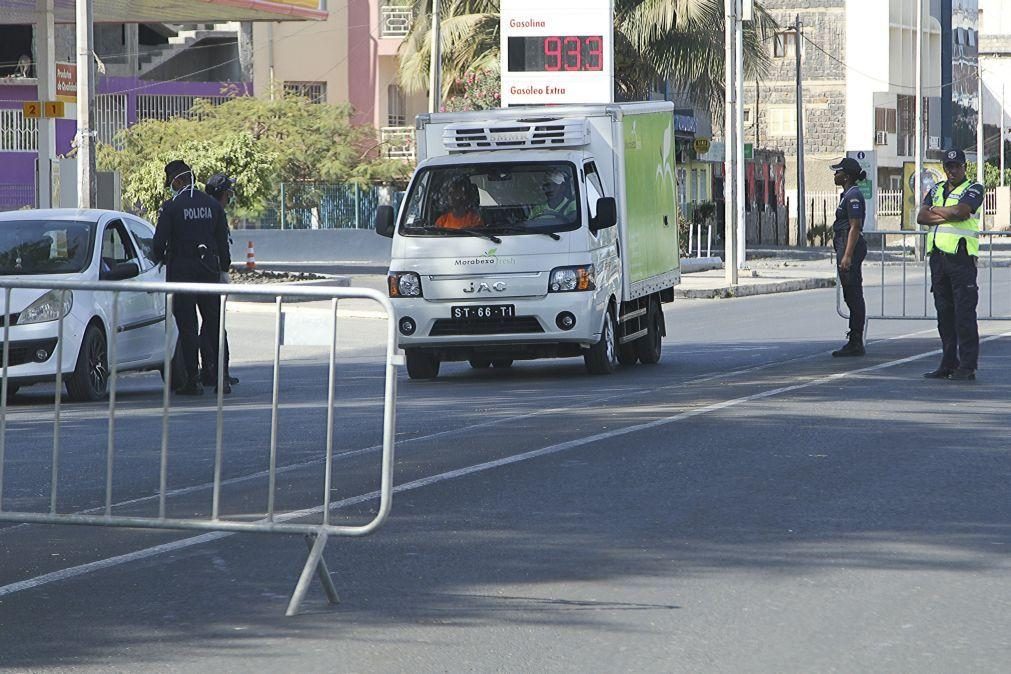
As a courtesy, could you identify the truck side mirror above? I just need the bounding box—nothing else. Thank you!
[375,205,396,238]
[591,197,617,232]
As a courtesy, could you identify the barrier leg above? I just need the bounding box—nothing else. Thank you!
[286,532,339,616]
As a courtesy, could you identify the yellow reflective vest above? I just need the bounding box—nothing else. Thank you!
[926,180,981,256]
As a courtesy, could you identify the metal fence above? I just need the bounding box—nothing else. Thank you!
[836,230,1011,329]
[0,108,37,152]
[257,182,405,230]
[0,183,35,212]
[0,278,400,616]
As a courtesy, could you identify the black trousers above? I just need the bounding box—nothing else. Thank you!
[929,244,979,371]
[835,236,867,335]
[173,293,220,381]
[200,327,230,380]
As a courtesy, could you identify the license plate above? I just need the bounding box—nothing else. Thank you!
[451,304,515,320]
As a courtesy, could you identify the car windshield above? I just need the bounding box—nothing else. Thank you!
[0,220,94,276]
[399,162,581,237]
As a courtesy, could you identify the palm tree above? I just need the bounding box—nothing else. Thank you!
[396,0,776,115]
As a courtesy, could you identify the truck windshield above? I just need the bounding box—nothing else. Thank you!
[0,220,94,276]
[399,163,580,237]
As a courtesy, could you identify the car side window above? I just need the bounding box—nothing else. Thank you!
[584,163,605,220]
[102,221,138,270]
[125,219,157,271]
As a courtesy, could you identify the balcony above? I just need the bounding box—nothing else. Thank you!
[380,2,413,39]
[381,127,415,161]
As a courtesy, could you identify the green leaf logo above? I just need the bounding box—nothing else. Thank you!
[483,248,497,257]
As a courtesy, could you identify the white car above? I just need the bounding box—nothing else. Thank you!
[0,209,182,401]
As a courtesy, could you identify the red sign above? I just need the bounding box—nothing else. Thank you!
[56,63,76,103]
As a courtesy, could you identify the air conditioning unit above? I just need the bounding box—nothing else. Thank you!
[874,130,888,146]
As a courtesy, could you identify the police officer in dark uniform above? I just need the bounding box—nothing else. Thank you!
[153,160,232,395]
[916,148,984,381]
[829,157,868,357]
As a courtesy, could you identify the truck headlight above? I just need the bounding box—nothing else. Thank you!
[388,271,423,298]
[548,265,595,293]
[18,290,74,325]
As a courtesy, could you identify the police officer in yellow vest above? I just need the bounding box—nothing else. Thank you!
[916,148,984,381]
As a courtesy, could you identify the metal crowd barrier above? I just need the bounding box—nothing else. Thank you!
[0,278,400,616]
[836,229,1011,331]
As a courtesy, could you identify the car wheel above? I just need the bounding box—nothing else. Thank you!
[66,324,109,402]
[491,359,513,368]
[635,301,663,365]
[584,308,618,375]
[469,358,492,369]
[405,349,440,380]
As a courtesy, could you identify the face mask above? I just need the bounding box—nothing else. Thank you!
[170,170,195,197]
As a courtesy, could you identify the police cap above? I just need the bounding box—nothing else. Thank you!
[205,173,236,197]
[942,148,966,165]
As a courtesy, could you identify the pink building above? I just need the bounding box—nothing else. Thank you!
[252,0,426,161]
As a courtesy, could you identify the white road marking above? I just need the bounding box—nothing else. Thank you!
[3,331,1008,599]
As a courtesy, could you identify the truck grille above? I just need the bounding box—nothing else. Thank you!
[430,317,544,336]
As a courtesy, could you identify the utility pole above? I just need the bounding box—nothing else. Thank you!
[428,0,442,113]
[76,0,96,208]
[794,15,806,246]
[914,0,923,258]
[735,0,746,267]
[724,0,738,284]
[976,9,984,191]
[994,82,1002,186]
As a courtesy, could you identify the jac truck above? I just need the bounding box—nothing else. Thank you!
[375,102,681,380]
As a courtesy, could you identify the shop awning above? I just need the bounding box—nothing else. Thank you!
[0,0,326,24]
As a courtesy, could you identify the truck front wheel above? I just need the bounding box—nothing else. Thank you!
[584,309,618,375]
[406,349,440,380]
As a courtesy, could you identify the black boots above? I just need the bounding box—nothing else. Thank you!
[832,332,865,357]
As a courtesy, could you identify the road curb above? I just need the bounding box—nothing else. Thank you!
[673,276,837,299]
[227,276,352,303]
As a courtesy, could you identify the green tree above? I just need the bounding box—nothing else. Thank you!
[98,93,411,218]
[397,0,776,114]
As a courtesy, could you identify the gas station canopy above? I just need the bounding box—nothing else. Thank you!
[0,0,326,23]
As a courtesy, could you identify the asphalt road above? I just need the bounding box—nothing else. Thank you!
[0,283,1009,672]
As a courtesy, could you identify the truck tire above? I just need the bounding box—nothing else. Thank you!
[584,309,618,375]
[406,349,440,380]
[635,301,663,365]
[491,359,513,368]
[617,342,638,366]
[66,324,110,402]
[469,358,491,369]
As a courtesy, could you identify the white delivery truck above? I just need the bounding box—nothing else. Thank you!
[375,102,681,379]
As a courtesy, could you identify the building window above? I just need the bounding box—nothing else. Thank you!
[767,107,797,137]
[874,107,897,134]
[743,106,753,125]
[773,31,797,58]
[387,84,406,127]
[283,81,326,104]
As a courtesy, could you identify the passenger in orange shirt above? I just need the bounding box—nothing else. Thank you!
[436,177,483,229]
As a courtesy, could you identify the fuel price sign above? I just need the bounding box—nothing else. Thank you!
[500,0,614,106]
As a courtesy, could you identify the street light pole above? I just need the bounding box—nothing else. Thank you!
[76,0,96,208]
[428,0,442,113]
[735,0,746,267]
[724,0,738,285]
[1001,83,1006,187]
[794,15,806,247]
[976,9,984,189]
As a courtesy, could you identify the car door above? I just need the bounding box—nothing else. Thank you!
[124,216,173,363]
[99,218,150,365]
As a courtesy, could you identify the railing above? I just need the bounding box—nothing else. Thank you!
[0,278,400,616]
[94,94,129,148]
[381,126,415,161]
[984,187,997,215]
[136,94,230,122]
[258,182,405,230]
[0,183,35,212]
[380,3,414,38]
[877,189,903,216]
[835,230,1011,326]
[0,109,37,152]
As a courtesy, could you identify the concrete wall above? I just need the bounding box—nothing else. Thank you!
[229,228,393,264]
